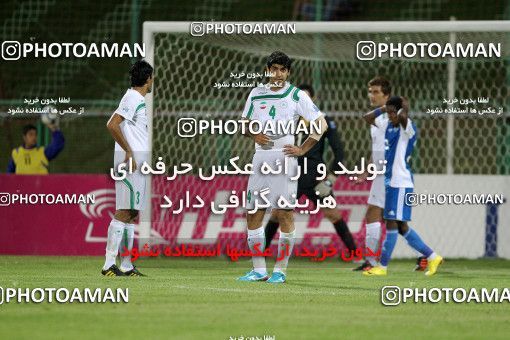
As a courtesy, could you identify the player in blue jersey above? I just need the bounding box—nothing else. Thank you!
[362,96,443,276]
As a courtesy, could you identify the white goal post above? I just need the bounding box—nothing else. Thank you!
[139,21,510,255]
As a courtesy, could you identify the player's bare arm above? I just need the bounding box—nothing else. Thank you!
[363,105,386,127]
[397,96,409,128]
[107,113,137,170]
[283,115,327,156]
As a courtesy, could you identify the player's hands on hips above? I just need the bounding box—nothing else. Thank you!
[252,133,271,146]
[283,144,304,157]
[124,151,137,171]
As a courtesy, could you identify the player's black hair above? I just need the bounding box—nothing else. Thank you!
[386,96,403,111]
[298,83,314,98]
[266,51,292,70]
[130,60,153,87]
[22,124,37,136]
[368,76,391,96]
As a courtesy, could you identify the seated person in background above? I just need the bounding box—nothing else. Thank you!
[7,121,64,174]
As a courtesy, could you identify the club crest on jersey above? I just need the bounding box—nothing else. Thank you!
[260,101,267,109]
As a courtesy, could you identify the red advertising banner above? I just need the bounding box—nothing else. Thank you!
[0,174,376,255]
[151,175,375,254]
[0,174,116,255]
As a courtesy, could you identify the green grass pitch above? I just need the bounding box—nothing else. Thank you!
[0,256,509,339]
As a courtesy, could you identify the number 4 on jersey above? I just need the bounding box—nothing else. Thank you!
[269,105,276,119]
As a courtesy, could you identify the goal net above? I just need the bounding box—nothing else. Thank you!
[140,21,510,259]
